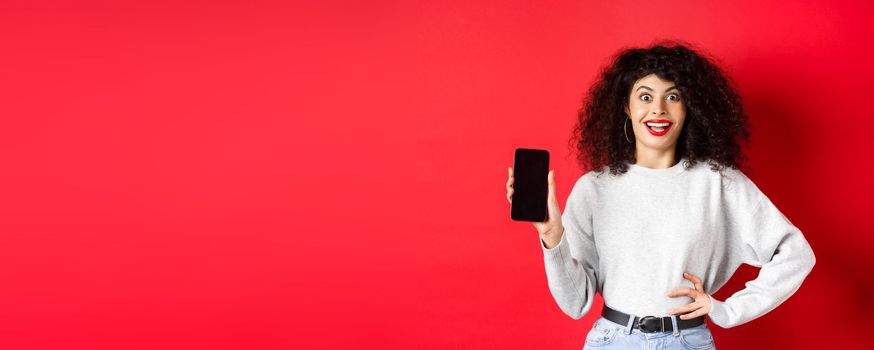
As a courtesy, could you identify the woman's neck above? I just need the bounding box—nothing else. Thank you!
[634,147,678,169]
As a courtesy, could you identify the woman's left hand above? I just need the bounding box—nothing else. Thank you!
[666,272,712,320]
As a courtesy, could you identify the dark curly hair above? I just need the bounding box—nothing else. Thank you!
[570,40,751,176]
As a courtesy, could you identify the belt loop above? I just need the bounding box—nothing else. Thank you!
[625,315,635,335]
[671,315,679,336]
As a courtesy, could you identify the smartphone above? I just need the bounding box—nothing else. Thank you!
[511,148,549,222]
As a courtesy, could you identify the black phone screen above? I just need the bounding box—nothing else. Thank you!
[511,148,549,222]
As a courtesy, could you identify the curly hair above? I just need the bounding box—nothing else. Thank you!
[570,40,751,176]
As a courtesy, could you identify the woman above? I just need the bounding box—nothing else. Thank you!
[505,42,816,349]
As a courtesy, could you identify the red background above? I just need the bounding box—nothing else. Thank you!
[1,0,871,349]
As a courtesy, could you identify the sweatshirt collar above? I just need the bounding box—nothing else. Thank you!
[627,157,688,177]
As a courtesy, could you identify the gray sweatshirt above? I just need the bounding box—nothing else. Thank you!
[540,158,816,328]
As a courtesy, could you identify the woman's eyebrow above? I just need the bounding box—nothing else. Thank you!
[635,85,679,93]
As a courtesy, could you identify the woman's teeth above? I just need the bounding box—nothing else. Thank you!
[645,122,671,133]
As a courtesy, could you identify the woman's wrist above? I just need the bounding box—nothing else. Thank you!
[542,226,564,249]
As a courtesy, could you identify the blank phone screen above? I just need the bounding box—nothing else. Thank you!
[511,148,549,222]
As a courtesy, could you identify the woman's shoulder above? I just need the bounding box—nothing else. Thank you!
[699,162,757,192]
[561,167,611,202]
[578,165,614,187]
[686,160,766,209]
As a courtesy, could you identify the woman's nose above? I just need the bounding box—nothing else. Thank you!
[651,102,667,115]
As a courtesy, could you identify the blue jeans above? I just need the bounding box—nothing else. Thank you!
[583,316,716,349]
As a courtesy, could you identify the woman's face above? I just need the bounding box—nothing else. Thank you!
[625,74,686,153]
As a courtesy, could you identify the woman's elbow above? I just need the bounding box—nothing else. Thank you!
[809,248,816,270]
[802,242,816,274]
[564,307,587,320]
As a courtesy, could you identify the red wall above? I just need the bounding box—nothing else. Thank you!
[1,1,871,349]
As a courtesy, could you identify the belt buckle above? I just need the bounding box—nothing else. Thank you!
[637,316,663,333]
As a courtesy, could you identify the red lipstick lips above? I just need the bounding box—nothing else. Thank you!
[643,119,673,137]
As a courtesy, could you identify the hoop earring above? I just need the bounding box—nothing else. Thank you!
[624,118,633,143]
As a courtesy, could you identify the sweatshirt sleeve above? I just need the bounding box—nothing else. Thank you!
[540,176,600,320]
[707,194,816,328]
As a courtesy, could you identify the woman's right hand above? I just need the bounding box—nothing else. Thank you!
[507,167,565,249]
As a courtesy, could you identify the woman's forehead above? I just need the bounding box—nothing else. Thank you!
[634,74,675,87]
[631,75,679,94]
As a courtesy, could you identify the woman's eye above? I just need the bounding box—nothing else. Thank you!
[639,95,651,102]
[667,94,681,101]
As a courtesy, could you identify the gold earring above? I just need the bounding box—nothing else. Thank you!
[624,118,633,143]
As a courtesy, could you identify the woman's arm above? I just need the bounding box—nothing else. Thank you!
[707,195,816,328]
[541,178,600,320]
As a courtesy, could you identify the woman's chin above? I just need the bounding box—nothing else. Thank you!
[635,137,678,151]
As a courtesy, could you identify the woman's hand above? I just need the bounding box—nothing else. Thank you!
[667,272,712,320]
[507,167,565,249]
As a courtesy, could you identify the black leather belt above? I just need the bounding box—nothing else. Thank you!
[602,305,706,333]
